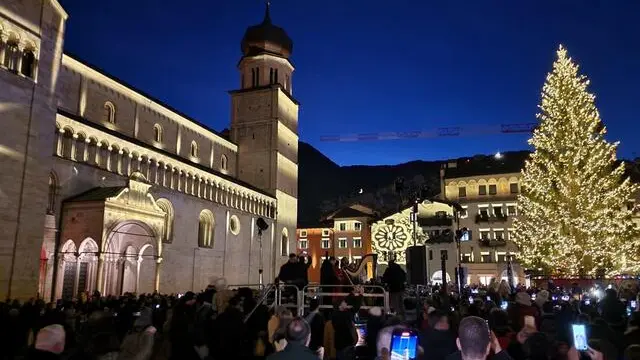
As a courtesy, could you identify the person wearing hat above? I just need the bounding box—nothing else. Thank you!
[28,324,66,360]
[118,307,156,360]
[511,292,540,331]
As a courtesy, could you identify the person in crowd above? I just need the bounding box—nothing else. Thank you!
[320,255,339,304]
[625,312,640,349]
[74,310,121,360]
[421,309,457,360]
[278,253,305,290]
[456,316,511,360]
[510,292,540,331]
[169,292,200,360]
[600,288,626,326]
[213,295,250,357]
[625,345,640,360]
[365,306,386,359]
[266,317,320,360]
[488,309,515,351]
[118,307,156,360]
[27,324,66,360]
[268,306,294,347]
[305,298,325,355]
[297,252,313,289]
[192,292,214,358]
[330,297,358,360]
[382,259,407,318]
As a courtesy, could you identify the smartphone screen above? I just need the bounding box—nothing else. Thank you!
[572,324,588,351]
[524,315,535,328]
[390,329,418,360]
[486,296,491,301]
[631,300,637,309]
[355,324,367,347]
[500,301,508,310]
[584,299,591,306]
[468,296,474,303]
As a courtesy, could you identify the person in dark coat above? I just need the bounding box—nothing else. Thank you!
[320,256,339,304]
[420,310,457,360]
[306,298,326,353]
[383,259,407,317]
[267,317,319,360]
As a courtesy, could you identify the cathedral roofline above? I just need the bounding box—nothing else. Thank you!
[57,108,276,199]
[62,53,235,150]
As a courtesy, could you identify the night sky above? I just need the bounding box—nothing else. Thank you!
[59,0,640,166]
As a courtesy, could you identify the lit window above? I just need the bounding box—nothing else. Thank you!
[459,187,466,197]
[153,124,163,143]
[489,184,497,195]
[493,205,503,217]
[198,210,215,248]
[481,253,491,263]
[479,229,490,240]
[354,222,362,231]
[510,183,519,194]
[338,238,347,248]
[299,239,308,249]
[321,238,330,249]
[103,102,116,124]
[300,230,307,237]
[507,205,517,216]
[338,223,346,231]
[190,141,198,158]
[478,185,487,196]
[353,237,362,248]
[460,206,468,218]
[280,229,289,256]
[493,229,505,241]
[322,229,330,237]
[462,253,472,263]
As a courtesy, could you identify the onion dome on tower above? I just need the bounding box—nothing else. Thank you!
[241,2,293,59]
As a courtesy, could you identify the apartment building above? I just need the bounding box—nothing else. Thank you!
[440,154,527,285]
[297,204,376,282]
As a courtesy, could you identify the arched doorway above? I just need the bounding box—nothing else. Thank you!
[102,221,158,295]
[77,238,99,294]
[431,270,451,285]
[138,244,157,294]
[59,240,77,299]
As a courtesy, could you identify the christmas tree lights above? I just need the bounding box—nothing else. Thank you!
[513,45,639,276]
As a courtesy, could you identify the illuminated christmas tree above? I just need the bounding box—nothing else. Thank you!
[513,45,639,276]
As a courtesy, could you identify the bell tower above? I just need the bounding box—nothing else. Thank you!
[230,3,299,273]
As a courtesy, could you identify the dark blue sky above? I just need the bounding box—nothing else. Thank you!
[59,0,640,166]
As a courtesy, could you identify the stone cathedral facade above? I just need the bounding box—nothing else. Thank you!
[0,1,299,300]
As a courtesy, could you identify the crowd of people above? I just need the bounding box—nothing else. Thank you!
[1,255,639,360]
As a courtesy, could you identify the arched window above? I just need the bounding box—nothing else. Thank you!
[156,198,174,243]
[21,49,35,78]
[221,154,228,171]
[190,141,198,158]
[3,40,19,71]
[103,102,116,124]
[281,228,289,256]
[153,124,163,143]
[198,210,215,248]
[47,172,57,214]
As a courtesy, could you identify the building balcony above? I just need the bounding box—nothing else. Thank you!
[479,238,507,247]
[475,214,508,223]
[425,232,454,244]
[419,217,453,227]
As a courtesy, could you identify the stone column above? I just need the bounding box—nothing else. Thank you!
[96,253,105,294]
[70,134,78,161]
[136,257,142,294]
[55,128,64,156]
[116,150,124,174]
[82,139,90,162]
[154,257,162,292]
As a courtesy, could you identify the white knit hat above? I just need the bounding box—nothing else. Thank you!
[35,324,65,355]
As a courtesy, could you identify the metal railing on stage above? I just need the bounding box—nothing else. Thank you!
[301,284,390,316]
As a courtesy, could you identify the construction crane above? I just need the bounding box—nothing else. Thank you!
[319,122,537,142]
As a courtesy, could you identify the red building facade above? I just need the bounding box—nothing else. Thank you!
[297,204,376,283]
